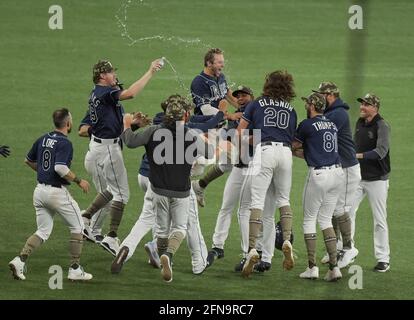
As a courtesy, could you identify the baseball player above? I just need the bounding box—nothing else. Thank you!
[9,108,92,281]
[0,145,11,158]
[78,110,109,243]
[119,97,214,282]
[292,93,344,281]
[81,58,163,256]
[351,93,391,272]
[237,70,297,277]
[191,85,254,208]
[312,82,361,268]
[111,95,226,275]
[198,86,254,263]
[190,48,239,116]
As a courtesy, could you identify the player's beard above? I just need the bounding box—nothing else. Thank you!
[306,109,311,119]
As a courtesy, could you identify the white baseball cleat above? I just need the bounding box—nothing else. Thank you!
[192,180,205,207]
[9,256,26,280]
[337,247,359,269]
[101,235,120,256]
[144,241,160,269]
[324,266,342,282]
[241,249,260,278]
[160,254,173,282]
[68,265,93,281]
[282,240,295,270]
[299,266,319,280]
[82,214,95,243]
[320,252,330,264]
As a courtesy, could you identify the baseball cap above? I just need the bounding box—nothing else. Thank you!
[93,60,116,75]
[165,102,186,122]
[232,85,254,97]
[357,93,380,108]
[301,92,327,112]
[312,81,339,95]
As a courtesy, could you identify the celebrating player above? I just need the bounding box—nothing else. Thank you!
[237,71,297,277]
[292,93,344,281]
[190,48,238,116]
[312,82,360,268]
[9,108,92,281]
[81,58,163,256]
[120,96,214,282]
[351,93,391,272]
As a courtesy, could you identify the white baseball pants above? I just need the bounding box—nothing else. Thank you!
[33,184,84,241]
[212,166,248,249]
[349,179,390,263]
[302,166,344,234]
[86,136,129,204]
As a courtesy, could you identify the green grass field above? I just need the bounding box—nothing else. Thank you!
[1,0,413,300]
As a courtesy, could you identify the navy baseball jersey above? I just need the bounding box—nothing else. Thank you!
[88,85,125,139]
[26,131,73,187]
[227,103,249,130]
[295,115,340,168]
[79,109,92,130]
[324,99,358,168]
[242,96,297,145]
[191,71,228,115]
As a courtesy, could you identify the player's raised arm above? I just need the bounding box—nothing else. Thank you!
[119,59,164,101]
[225,89,239,108]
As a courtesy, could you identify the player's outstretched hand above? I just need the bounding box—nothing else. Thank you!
[0,145,11,158]
[78,179,90,193]
[123,113,134,129]
[132,112,152,128]
[150,58,164,73]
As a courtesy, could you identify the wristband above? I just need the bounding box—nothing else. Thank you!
[74,176,81,184]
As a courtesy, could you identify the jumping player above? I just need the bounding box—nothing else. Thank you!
[81,58,163,256]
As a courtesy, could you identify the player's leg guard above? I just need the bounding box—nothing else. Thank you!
[167,231,186,255]
[108,201,125,237]
[20,234,43,262]
[157,237,169,257]
[279,206,293,241]
[69,233,83,266]
[332,216,341,240]
[199,164,224,189]
[337,213,352,249]
[248,208,262,250]
[83,190,113,219]
[304,233,317,268]
[322,228,338,270]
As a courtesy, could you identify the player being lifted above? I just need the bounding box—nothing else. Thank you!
[81,58,163,256]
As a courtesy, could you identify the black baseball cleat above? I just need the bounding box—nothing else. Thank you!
[111,246,129,274]
[234,258,247,272]
[374,262,390,273]
[212,247,224,259]
[206,247,224,267]
[254,261,271,272]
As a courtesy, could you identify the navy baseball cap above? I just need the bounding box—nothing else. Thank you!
[232,85,254,97]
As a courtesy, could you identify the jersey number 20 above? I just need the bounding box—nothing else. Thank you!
[264,109,290,128]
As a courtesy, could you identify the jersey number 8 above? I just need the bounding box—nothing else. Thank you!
[42,150,52,171]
